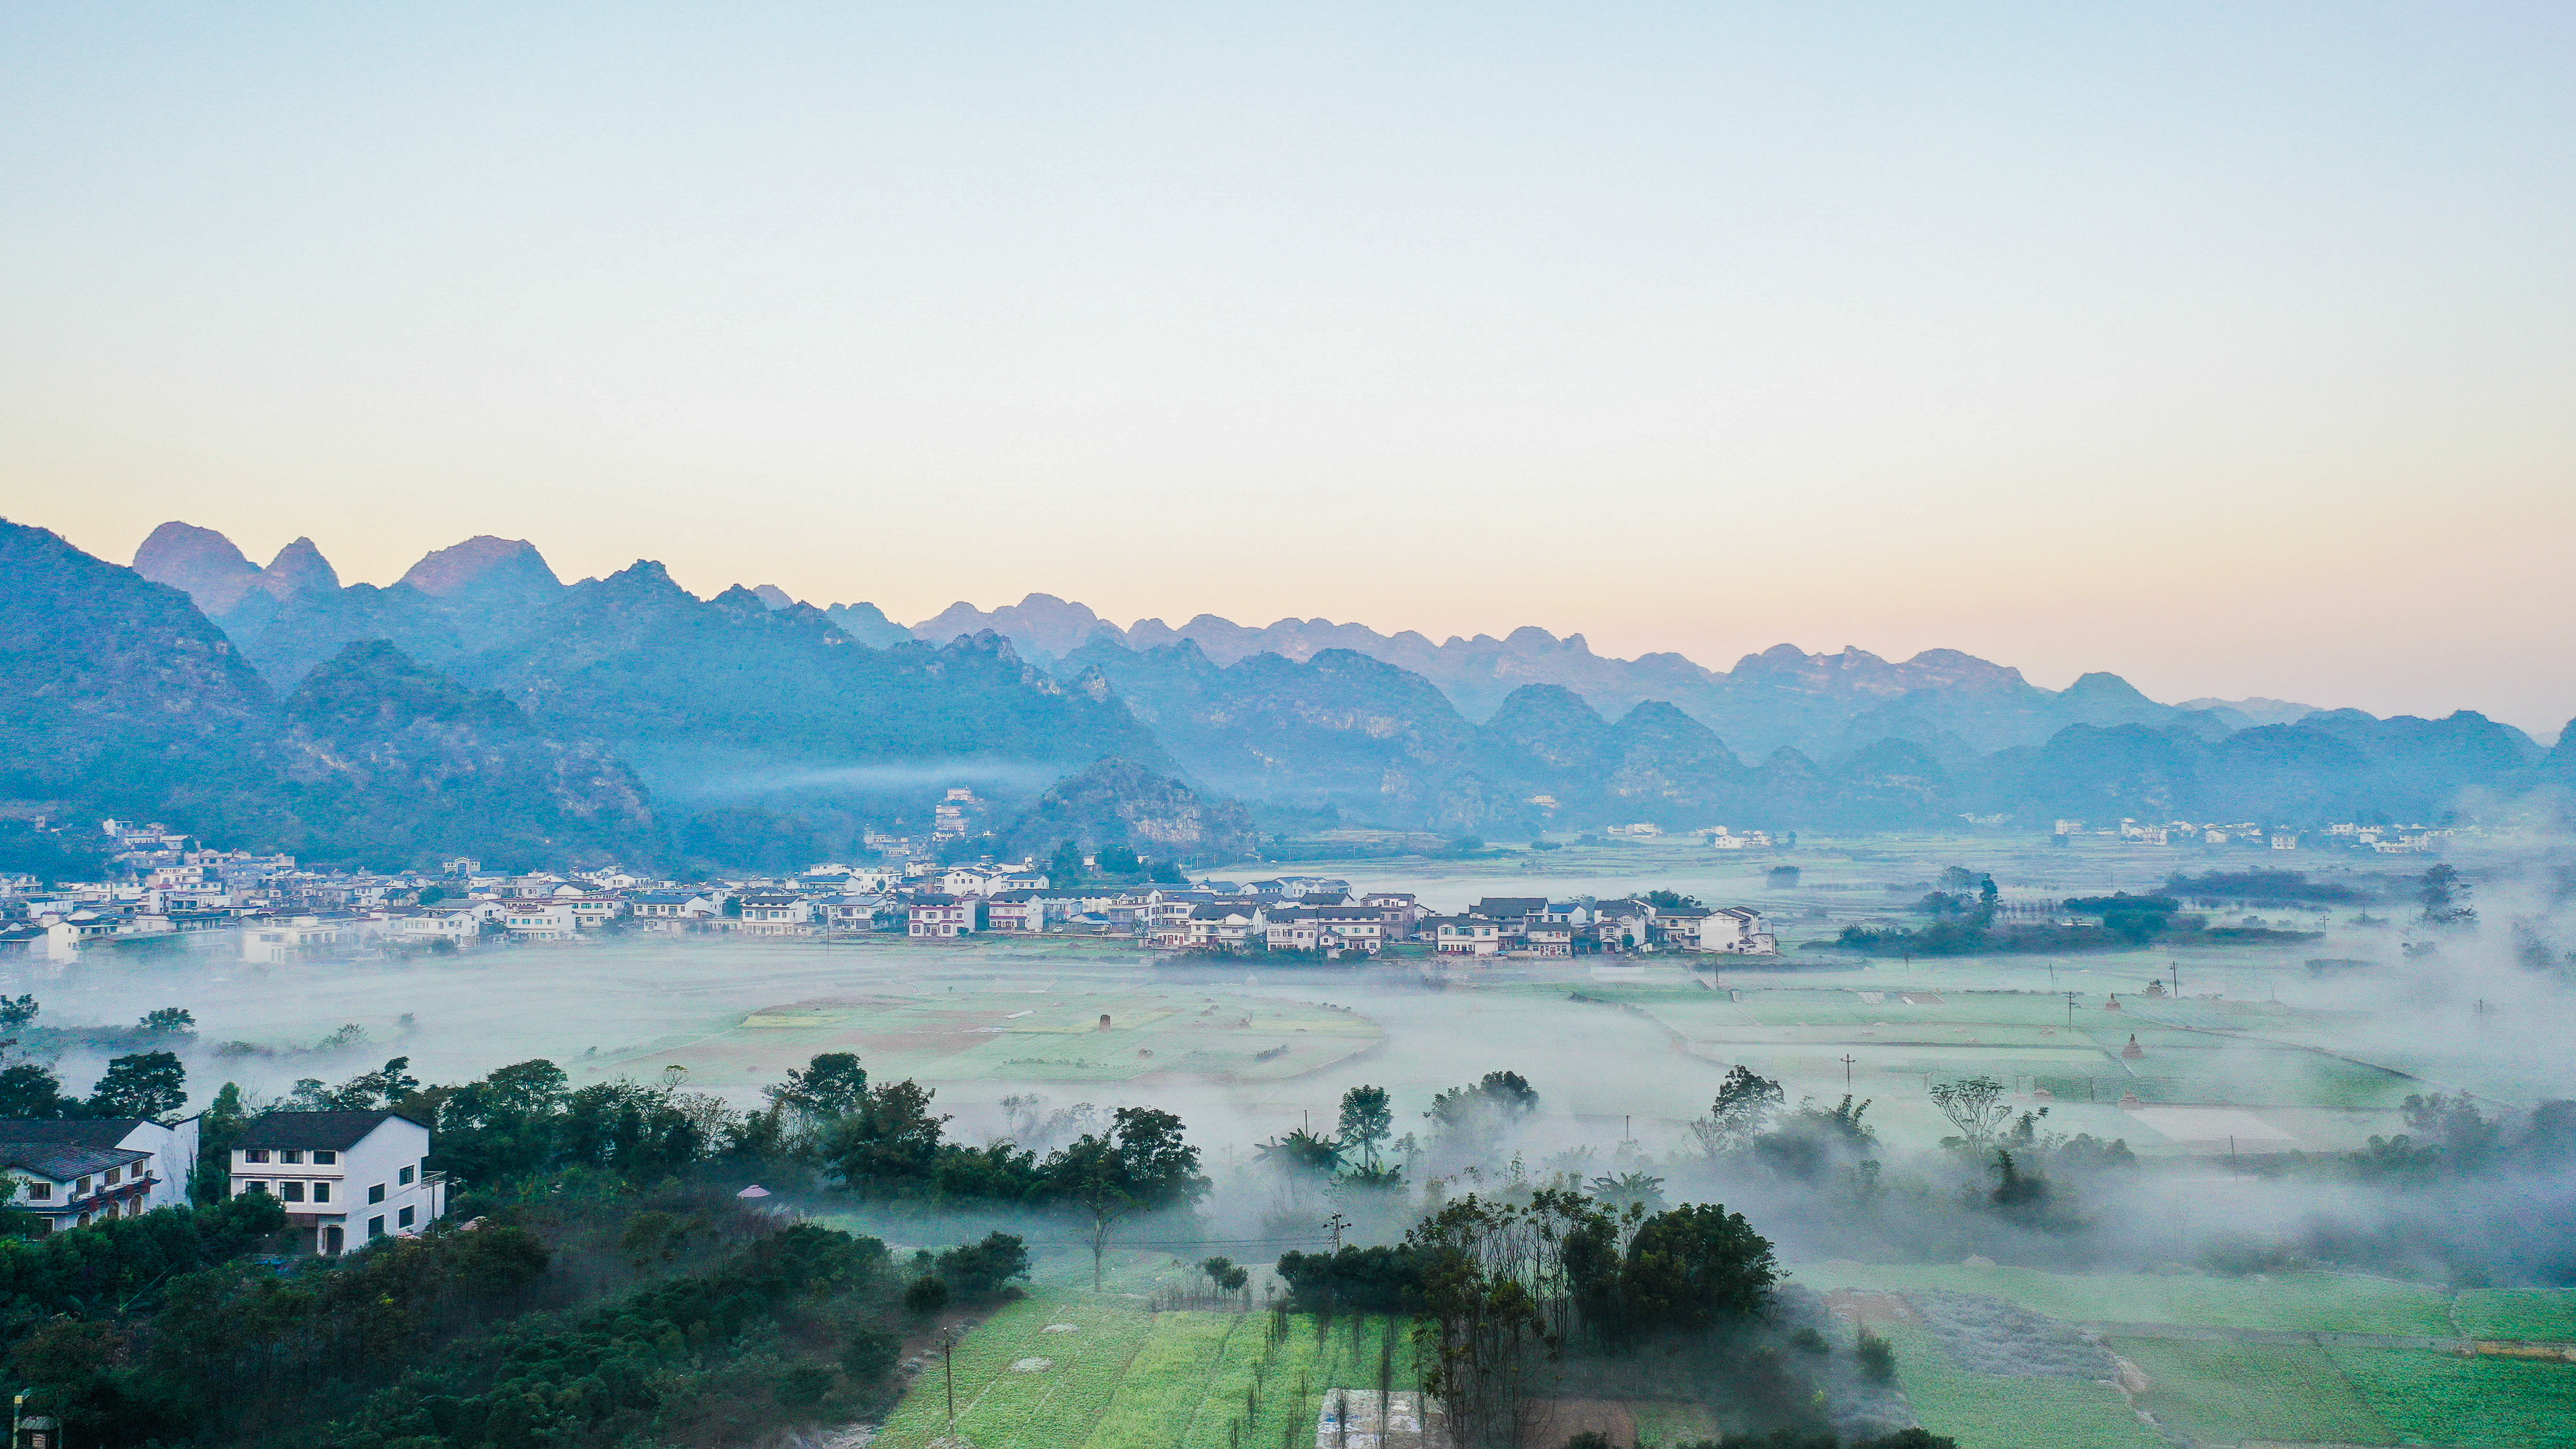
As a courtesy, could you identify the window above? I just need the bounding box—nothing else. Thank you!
[241,1180,269,1195]
[279,1182,304,1203]
[25,1182,51,1200]
[398,1165,414,1185]
[367,1216,385,1238]
[312,1150,336,1165]
[397,1206,415,1229]
[311,1182,330,1203]
[102,1167,121,1186]
[243,1148,269,1164]
[73,1177,90,1195]
[367,1183,385,1204]
[282,1149,304,1164]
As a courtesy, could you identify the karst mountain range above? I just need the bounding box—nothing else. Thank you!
[1,516,2563,873]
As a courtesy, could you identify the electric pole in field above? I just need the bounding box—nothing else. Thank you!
[1839,1054,1857,1090]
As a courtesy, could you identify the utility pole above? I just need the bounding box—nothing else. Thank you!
[1325,1211,1350,1253]
[1839,1054,1857,1090]
[942,1329,957,1426]
[2064,990,2078,1027]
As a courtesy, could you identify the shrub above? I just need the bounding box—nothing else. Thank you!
[842,1327,902,1379]
[1856,1326,1897,1382]
[903,1275,951,1315]
[774,1363,834,1406]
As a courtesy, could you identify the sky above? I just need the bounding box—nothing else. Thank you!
[4,4,2572,729]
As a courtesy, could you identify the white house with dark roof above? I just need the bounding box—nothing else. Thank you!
[0,1143,151,1230]
[0,1116,201,1221]
[232,1110,444,1255]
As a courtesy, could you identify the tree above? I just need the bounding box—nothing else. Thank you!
[1423,1072,1541,1169]
[1048,1134,1137,1290]
[87,1052,186,1119]
[1255,1127,1343,1181]
[137,1007,196,1037]
[287,1056,419,1111]
[1201,1255,1250,1295]
[1095,843,1142,877]
[1337,1084,1394,1170]
[1040,1106,1207,1287]
[0,1064,72,1120]
[1643,890,1704,911]
[1689,1065,1785,1159]
[0,995,38,1031]
[2420,864,2475,927]
[765,1052,869,1120]
[1618,1201,1778,1334]
[821,1080,952,1198]
[1929,1076,2014,1148]
[433,1059,570,1185]
[935,1231,1030,1296]
[193,1082,252,1202]
[1047,839,1086,887]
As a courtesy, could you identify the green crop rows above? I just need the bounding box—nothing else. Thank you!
[2459,1289,2576,1342]
[2328,1347,2576,1449]
[873,1282,1425,1449]
[1875,1321,2163,1449]
[2109,1338,2393,1445]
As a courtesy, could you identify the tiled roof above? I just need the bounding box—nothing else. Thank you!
[238,1110,426,1151]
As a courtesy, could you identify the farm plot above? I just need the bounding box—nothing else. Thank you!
[1789,1262,2458,1337]
[871,1280,1425,1449]
[2327,1347,2576,1449]
[1873,1321,2162,1449]
[2459,1289,2576,1343]
[642,987,1385,1090]
[2109,1338,2395,1445]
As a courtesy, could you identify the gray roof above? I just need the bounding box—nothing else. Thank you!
[238,1109,426,1151]
[0,1143,149,1181]
[0,1119,155,1149]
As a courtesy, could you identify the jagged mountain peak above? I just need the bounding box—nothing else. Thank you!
[397,535,561,598]
[261,536,341,596]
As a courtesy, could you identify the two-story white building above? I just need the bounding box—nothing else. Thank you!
[231,1110,446,1255]
[0,1116,201,1232]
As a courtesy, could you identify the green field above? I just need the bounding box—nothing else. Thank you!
[2459,1290,2576,1342]
[2110,1338,2395,1445]
[1874,1321,2163,1449]
[2328,1347,2576,1449]
[1791,1261,2460,1336]
[871,1258,1424,1449]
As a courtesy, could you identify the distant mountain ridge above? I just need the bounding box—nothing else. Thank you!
[131,525,1171,867]
[121,523,2572,845]
[886,591,2318,761]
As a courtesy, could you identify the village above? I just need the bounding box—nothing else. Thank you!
[0,816,1782,964]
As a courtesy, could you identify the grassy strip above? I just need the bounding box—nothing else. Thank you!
[1878,1321,2163,1449]
[1791,1261,2456,1335]
[2109,1337,2393,1445]
[2327,1347,2576,1449]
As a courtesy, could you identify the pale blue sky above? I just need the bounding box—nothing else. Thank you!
[4,4,2572,725]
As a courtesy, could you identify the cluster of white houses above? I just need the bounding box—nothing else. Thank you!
[0,818,1777,963]
[0,1108,444,1253]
